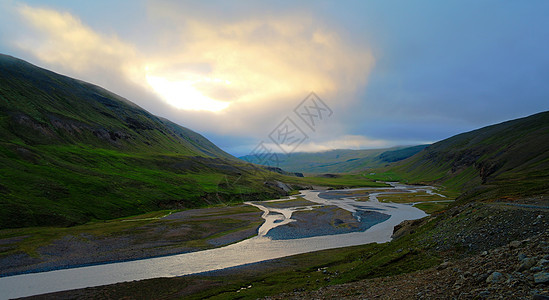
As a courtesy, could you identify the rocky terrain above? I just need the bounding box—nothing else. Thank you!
[267,230,549,299]
[267,199,549,299]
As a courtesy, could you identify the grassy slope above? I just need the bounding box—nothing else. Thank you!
[0,54,281,228]
[389,111,549,200]
[240,145,427,174]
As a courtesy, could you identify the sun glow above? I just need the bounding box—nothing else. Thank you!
[145,74,230,112]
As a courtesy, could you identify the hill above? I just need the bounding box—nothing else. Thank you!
[0,54,288,228]
[240,145,427,174]
[391,111,549,201]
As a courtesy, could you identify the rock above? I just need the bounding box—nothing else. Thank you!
[509,240,521,249]
[532,294,549,300]
[437,261,451,270]
[477,273,489,283]
[533,272,549,284]
[531,267,542,272]
[478,290,490,297]
[486,271,505,283]
[538,259,549,270]
[518,258,538,271]
[518,253,527,261]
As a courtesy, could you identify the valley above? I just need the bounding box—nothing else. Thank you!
[0,54,548,299]
[240,145,428,174]
[0,184,449,299]
[16,194,548,299]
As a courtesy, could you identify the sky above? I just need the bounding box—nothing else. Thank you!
[1,0,548,156]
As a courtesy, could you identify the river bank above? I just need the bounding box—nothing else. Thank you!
[0,205,264,277]
[1,184,448,279]
[0,184,445,299]
[25,197,549,300]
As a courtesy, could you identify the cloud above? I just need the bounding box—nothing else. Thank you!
[9,2,376,153]
[15,4,141,76]
[142,7,375,138]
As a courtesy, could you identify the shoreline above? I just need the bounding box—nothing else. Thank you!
[1,186,437,278]
[0,185,443,299]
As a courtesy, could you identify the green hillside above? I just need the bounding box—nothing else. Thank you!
[240,145,427,174]
[391,111,549,201]
[0,54,288,228]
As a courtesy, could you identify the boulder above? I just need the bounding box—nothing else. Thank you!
[486,271,505,283]
[534,272,549,284]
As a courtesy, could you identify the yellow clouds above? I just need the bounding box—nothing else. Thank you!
[146,15,374,112]
[263,135,389,153]
[12,2,375,137]
[145,74,230,112]
[16,5,139,75]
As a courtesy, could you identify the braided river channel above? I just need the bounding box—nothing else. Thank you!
[0,183,447,299]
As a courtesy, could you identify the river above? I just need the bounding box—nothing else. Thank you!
[0,183,437,299]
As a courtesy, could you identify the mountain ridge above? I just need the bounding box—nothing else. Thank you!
[0,54,288,228]
[390,110,549,201]
[240,145,428,174]
[0,54,233,158]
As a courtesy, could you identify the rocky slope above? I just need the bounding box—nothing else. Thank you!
[269,199,549,299]
[270,232,549,299]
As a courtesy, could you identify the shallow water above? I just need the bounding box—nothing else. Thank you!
[0,184,433,299]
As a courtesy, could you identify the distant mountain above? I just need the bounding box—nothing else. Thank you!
[240,145,428,174]
[0,54,286,228]
[392,111,549,201]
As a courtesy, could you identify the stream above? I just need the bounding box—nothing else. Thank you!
[0,183,440,299]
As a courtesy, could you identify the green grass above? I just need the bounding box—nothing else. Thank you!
[357,190,454,214]
[0,210,176,257]
[0,141,284,228]
[361,171,404,182]
[376,191,448,204]
[413,202,450,214]
[254,197,318,209]
[385,111,549,201]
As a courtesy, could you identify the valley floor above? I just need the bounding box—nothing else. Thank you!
[21,197,549,299]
